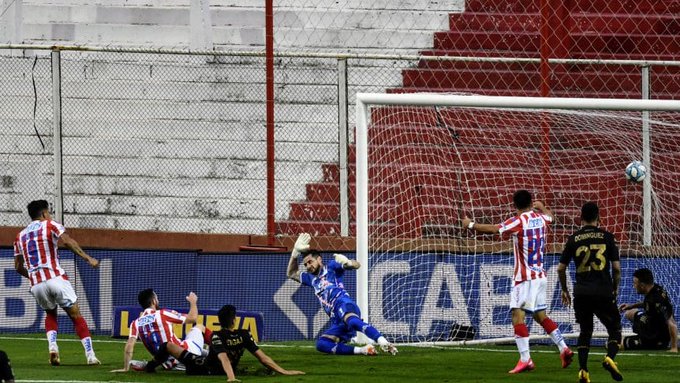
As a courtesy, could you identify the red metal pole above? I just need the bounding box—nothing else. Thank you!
[265,0,275,245]
[539,0,551,97]
[539,0,553,206]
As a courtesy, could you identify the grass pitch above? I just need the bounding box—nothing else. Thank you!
[1,334,677,382]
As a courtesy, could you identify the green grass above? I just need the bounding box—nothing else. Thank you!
[1,334,677,382]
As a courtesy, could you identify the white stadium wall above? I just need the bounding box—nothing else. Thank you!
[0,1,459,233]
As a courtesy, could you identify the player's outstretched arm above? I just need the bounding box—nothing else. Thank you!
[110,337,136,372]
[287,254,301,282]
[60,233,99,268]
[252,349,304,376]
[216,352,240,382]
[618,302,643,312]
[287,233,310,281]
[185,292,198,324]
[611,261,621,298]
[556,262,571,307]
[461,216,500,234]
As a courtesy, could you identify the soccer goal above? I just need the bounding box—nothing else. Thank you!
[354,93,680,345]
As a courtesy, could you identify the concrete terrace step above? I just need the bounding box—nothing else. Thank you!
[319,162,631,185]
[277,221,346,236]
[450,13,680,35]
[401,68,680,93]
[419,49,680,61]
[450,12,541,32]
[368,124,538,149]
[571,34,680,56]
[432,31,680,56]
[465,0,540,14]
[420,48,541,58]
[366,124,653,153]
[569,0,680,14]
[0,97,337,122]
[466,0,680,14]
[433,31,541,52]
[415,57,680,76]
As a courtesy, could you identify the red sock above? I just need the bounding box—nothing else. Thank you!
[203,328,213,343]
[45,311,58,332]
[514,323,529,337]
[540,317,558,334]
[72,316,91,339]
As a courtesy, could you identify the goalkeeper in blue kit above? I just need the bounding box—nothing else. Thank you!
[287,233,398,356]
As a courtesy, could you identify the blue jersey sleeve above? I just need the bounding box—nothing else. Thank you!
[300,271,313,286]
[328,260,345,276]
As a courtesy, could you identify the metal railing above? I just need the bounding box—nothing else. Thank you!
[1,44,677,240]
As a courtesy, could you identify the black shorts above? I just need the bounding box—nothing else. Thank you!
[625,311,670,349]
[185,360,229,376]
[623,334,668,350]
[573,294,621,332]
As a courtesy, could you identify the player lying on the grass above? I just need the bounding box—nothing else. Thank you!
[557,202,623,383]
[111,289,209,373]
[287,233,397,356]
[619,268,678,353]
[14,199,100,366]
[185,304,304,382]
[462,190,573,374]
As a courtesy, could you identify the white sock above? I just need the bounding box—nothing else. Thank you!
[353,346,365,355]
[81,336,95,357]
[515,336,531,362]
[376,336,389,346]
[47,330,59,352]
[549,329,568,352]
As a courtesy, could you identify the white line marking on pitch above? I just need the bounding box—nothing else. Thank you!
[17,380,144,383]
[2,336,676,357]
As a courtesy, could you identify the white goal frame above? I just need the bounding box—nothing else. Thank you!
[354,93,680,344]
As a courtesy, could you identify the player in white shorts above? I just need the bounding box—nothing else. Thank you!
[111,289,209,373]
[14,200,101,366]
[463,190,572,374]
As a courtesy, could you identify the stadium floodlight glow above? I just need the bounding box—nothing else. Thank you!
[355,93,680,345]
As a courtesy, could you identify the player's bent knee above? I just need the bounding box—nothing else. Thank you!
[316,337,336,354]
[64,304,82,319]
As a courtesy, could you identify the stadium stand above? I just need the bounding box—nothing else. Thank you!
[280,0,680,246]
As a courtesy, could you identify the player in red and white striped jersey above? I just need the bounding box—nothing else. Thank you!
[112,289,209,373]
[13,200,101,366]
[498,209,551,283]
[462,190,573,374]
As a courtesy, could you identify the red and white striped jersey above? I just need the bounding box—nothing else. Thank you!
[498,211,553,283]
[129,308,187,355]
[14,220,67,286]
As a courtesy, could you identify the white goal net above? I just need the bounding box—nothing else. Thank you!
[355,93,680,344]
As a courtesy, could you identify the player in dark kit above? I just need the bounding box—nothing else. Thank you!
[619,268,678,353]
[557,202,623,383]
[0,351,14,383]
[186,305,304,382]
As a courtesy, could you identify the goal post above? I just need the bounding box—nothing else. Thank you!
[355,93,680,345]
